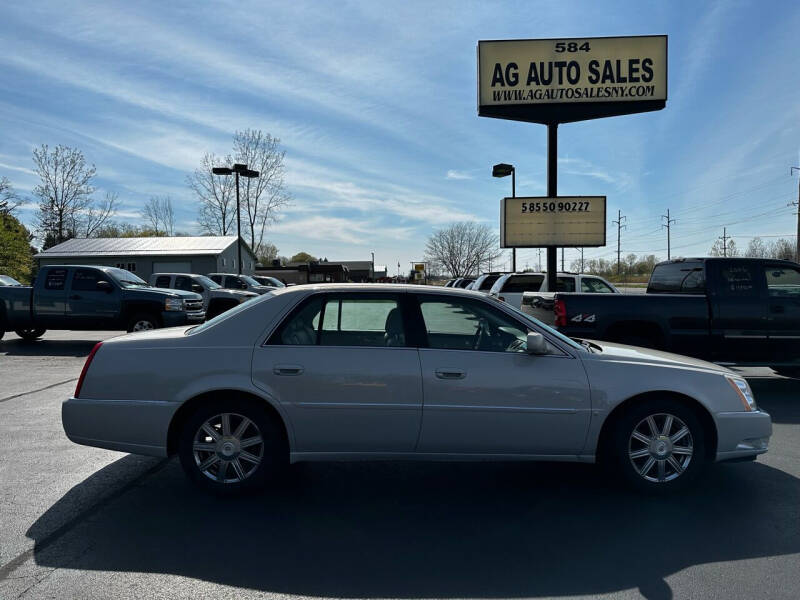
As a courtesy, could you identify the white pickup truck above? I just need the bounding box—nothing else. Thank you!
[489,272,618,305]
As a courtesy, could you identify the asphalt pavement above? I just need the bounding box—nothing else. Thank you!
[0,330,798,600]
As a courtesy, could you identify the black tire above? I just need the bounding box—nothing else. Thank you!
[15,328,46,341]
[178,397,288,495]
[608,397,707,494]
[773,367,800,379]
[126,312,160,333]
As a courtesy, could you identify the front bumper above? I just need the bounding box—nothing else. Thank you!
[62,397,178,457]
[161,310,205,327]
[715,409,772,462]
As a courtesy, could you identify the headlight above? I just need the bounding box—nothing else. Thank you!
[164,297,184,311]
[726,376,757,411]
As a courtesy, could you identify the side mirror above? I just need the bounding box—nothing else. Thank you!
[526,331,549,355]
[191,284,204,293]
[96,280,112,292]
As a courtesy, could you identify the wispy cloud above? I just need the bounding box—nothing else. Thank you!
[446,170,473,180]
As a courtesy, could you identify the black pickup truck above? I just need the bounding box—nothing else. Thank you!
[553,257,800,375]
[0,265,204,341]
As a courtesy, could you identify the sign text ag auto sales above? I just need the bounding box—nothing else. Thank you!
[478,36,666,123]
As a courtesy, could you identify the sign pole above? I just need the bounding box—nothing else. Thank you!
[546,123,558,292]
[511,168,516,272]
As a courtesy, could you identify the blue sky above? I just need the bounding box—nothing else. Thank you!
[1,0,798,272]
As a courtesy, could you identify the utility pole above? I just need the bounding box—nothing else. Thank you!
[612,209,627,275]
[662,208,676,260]
[561,247,565,272]
[577,247,585,272]
[718,227,731,257]
[791,167,800,262]
[537,248,542,271]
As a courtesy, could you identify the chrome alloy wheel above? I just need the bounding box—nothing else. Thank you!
[192,412,264,484]
[132,320,155,332]
[628,413,693,483]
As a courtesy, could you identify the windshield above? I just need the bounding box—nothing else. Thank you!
[500,302,584,351]
[263,276,285,287]
[240,275,261,287]
[107,268,149,288]
[0,275,22,286]
[194,275,221,289]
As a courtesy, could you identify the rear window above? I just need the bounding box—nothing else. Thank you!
[502,274,544,293]
[478,274,501,290]
[648,262,705,294]
[155,275,172,288]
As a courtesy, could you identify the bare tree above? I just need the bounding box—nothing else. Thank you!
[233,130,291,257]
[189,153,237,235]
[257,241,279,265]
[0,177,23,215]
[141,196,175,236]
[770,238,795,261]
[33,144,96,246]
[82,192,119,237]
[424,222,502,277]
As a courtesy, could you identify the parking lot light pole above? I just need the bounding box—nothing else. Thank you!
[493,163,516,272]
[212,164,260,275]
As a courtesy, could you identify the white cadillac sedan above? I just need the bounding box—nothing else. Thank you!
[63,284,771,494]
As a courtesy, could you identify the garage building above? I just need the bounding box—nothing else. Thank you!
[35,236,258,280]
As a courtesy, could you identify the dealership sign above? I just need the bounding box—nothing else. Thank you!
[500,196,606,247]
[478,35,667,124]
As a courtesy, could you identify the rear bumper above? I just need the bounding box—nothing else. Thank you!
[62,397,178,457]
[715,410,772,462]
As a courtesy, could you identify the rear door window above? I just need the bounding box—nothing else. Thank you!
[320,298,403,347]
[175,276,194,292]
[155,275,172,288]
[44,269,67,290]
[718,263,760,297]
[556,276,575,292]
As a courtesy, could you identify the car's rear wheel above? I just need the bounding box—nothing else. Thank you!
[610,398,707,493]
[178,398,287,494]
[127,313,159,333]
[15,328,46,340]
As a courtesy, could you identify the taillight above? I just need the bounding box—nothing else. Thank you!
[554,299,567,327]
[75,342,103,398]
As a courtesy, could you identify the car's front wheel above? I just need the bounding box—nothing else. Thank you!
[610,399,707,493]
[178,398,287,494]
[126,313,159,333]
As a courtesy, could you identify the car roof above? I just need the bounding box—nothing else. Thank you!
[278,283,492,297]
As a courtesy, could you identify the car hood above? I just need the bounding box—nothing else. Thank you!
[251,286,274,294]
[580,339,734,375]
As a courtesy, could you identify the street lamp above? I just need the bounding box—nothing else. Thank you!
[492,163,516,272]
[212,164,260,274]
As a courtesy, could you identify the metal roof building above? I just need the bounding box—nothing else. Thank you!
[35,236,258,279]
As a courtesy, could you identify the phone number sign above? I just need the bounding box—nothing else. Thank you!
[501,196,606,247]
[478,35,667,124]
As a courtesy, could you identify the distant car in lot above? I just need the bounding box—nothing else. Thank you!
[150,273,258,319]
[0,265,204,340]
[490,272,619,309]
[470,272,509,294]
[63,284,770,495]
[208,273,275,294]
[252,275,286,288]
[553,258,800,376]
[0,274,23,286]
[454,278,474,289]
[443,279,456,287]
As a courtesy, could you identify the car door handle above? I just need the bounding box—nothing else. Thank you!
[435,369,466,380]
[69,295,82,300]
[770,305,785,314]
[273,365,304,376]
